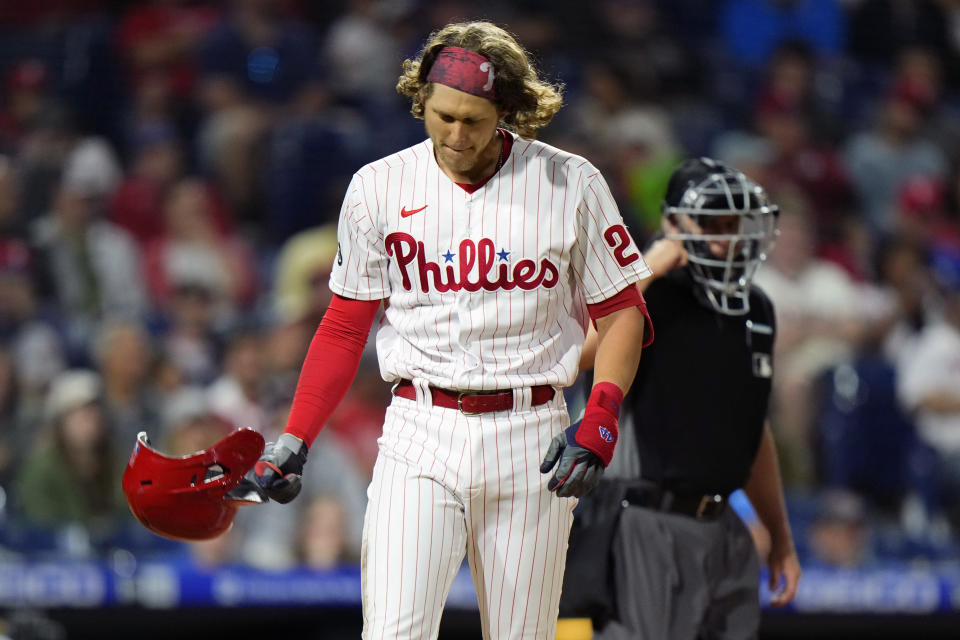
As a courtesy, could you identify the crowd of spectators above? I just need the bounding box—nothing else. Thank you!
[1,0,959,580]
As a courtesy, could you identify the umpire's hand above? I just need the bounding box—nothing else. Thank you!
[248,433,309,504]
[539,423,605,498]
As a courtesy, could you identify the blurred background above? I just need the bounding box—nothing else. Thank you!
[0,0,959,638]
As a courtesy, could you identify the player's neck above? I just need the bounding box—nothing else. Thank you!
[436,130,504,185]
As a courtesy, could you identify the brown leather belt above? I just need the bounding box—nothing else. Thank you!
[392,379,555,415]
[623,484,728,520]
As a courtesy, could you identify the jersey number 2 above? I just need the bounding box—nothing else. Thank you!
[604,225,639,266]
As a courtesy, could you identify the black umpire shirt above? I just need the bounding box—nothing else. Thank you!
[627,267,775,497]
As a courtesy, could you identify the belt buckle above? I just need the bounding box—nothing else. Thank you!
[457,392,483,416]
[696,494,723,519]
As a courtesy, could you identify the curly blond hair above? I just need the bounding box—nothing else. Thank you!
[396,21,563,139]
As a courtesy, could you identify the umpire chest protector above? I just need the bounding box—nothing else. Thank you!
[628,269,775,496]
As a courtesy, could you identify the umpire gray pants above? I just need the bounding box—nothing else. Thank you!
[594,503,760,640]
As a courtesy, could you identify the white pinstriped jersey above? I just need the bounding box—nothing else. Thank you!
[330,133,651,391]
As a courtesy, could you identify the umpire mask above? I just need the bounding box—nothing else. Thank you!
[662,157,778,315]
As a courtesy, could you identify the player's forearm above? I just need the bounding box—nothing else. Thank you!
[284,296,379,446]
[592,305,646,394]
[743,423,795,548]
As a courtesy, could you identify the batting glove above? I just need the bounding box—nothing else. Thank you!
[250,433,309,504]
[539,382,622,498]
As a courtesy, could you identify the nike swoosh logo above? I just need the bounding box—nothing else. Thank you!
[401,205,428,218]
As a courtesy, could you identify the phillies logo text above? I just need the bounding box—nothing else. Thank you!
[385,232,560,293]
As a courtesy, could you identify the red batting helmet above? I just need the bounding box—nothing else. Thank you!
[122,428,265,541]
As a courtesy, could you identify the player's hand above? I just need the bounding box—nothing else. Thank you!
[539,382,622,498]
[539,424,605,498]
[247,433,309,504]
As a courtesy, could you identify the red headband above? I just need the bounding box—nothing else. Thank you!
[425,46,497,100]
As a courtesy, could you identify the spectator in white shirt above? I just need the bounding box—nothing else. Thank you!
[898,248,960,528]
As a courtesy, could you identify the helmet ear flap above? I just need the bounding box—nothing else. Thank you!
[122,428,265,541]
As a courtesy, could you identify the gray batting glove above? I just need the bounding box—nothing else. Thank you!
[539,425,604,498]
[249,433,308,504]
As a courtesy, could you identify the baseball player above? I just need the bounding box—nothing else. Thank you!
[241,21,652,640]
[570,158,801,639]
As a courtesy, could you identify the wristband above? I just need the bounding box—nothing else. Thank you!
[573,381,623,466]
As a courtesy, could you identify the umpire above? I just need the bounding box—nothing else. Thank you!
[568,157,801,639]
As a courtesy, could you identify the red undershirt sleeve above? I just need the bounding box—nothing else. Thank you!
[284,294,381,446]
[586,284,654,347]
